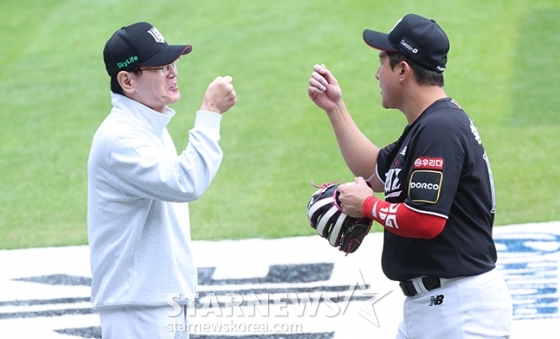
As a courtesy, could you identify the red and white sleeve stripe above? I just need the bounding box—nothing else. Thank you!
[362,196,446,239]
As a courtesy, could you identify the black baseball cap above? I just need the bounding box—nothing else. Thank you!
[103,22,192,77]
[363,14,449,73]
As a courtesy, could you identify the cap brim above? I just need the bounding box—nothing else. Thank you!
[142,44,192,66]
[363,29,397,51]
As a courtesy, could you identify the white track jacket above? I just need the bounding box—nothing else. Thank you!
[87,93,222,310]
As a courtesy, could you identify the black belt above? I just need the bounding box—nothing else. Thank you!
[399,276,441,297]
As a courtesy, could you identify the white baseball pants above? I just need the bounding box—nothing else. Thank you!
[395,269,512,339]
[99,305,189,339]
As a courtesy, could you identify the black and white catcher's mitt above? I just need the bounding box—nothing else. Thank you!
[307,183,372,254]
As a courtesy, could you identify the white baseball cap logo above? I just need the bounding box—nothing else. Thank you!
[147,27,165,43]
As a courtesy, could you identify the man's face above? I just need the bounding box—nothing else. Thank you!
[375,51,401,109]
[129,61,181,112]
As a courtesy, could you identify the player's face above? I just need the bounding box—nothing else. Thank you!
[131,61,181,113]
[375,52,402,109]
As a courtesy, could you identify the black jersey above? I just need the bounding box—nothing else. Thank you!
[376,98,497,281]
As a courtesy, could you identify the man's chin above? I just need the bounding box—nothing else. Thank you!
[167,93,181,104]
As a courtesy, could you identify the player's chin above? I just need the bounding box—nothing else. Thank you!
[380,98,393,109]
[166,90,181,103]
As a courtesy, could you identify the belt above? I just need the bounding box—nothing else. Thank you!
[399,276,441,297]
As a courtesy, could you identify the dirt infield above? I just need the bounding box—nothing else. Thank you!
[0,222,559,338]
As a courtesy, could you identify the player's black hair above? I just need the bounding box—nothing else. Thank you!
[110,67,144,95]
[387,52,444,87]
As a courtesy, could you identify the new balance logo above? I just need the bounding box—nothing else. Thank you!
[429,294,444,306]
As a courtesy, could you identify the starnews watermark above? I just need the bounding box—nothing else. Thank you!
[167,320,303,334]
[166,269,392,333]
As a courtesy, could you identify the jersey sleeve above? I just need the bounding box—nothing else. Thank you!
[375,140,399,185]
[404,114,465,217]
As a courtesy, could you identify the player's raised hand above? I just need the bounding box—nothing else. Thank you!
[308,64,342,112]
[201,76,237,114]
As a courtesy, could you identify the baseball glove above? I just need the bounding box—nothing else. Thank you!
[307,182,372,255]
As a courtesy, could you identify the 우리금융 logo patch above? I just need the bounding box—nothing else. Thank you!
[414,157,444,170]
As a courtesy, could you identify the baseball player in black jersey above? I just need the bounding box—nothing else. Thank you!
[308,13,512,338]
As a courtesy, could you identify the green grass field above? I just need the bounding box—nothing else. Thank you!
[1,0,559,249]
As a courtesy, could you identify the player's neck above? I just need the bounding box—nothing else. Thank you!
[401,86,447,125]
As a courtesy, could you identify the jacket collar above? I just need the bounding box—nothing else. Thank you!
[110,93,176,133]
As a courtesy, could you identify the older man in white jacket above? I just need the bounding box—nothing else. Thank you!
[88,21,237,339]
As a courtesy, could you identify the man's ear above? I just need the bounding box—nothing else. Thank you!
[399,61,413,81]
[117,71,136,94]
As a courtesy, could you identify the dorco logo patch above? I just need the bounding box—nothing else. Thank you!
[414,157,444,170]
[408,170,443,204]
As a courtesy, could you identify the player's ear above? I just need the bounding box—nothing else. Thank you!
[399,61,413,81]
[117,71,135,94]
